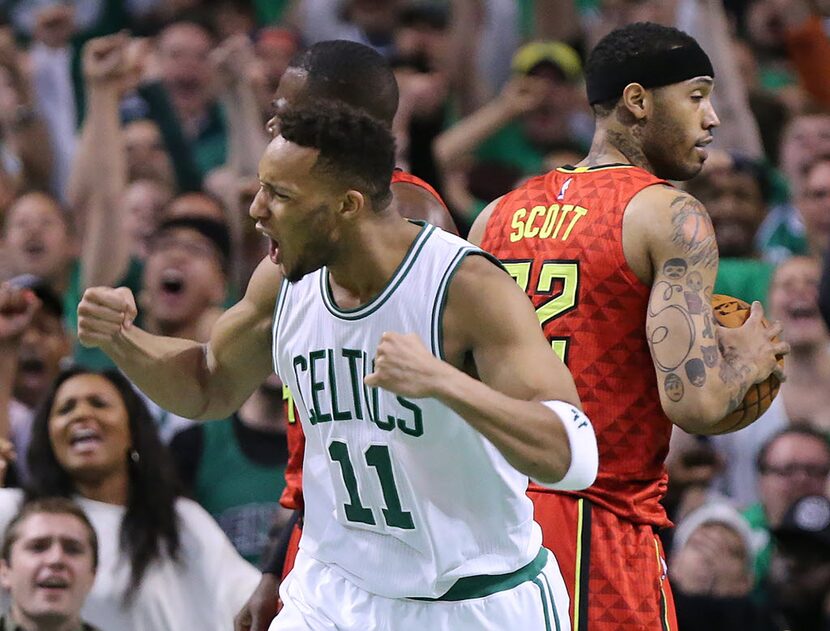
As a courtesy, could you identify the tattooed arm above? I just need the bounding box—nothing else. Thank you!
[624,186,787,433]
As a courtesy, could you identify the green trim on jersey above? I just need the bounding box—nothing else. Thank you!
[412,547,548,602]
[272,277,290,374]
[431,247,474,360]
[430,250,508,360]
[533,577,553,631]
[541,570,562,631]
[320,223,435,320]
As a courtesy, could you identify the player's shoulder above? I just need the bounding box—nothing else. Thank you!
[627,185,716,268]
[468,195,504,246]
[447,249,515,301]
[392,178,456,233]
[629,181,688,206]
[625,183,703,232]
[244,256,283,315]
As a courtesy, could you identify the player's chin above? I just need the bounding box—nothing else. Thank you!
[673,157,705,181]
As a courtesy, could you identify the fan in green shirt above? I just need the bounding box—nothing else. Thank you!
[686,153,775,306]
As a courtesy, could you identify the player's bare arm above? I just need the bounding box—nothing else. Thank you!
[366,254,596,487]
[77,256,279,420]
[466,196,501,247]
[625,185,788,432]
[390,181,458,235]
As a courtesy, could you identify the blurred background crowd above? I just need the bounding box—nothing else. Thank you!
[0,0,828,629]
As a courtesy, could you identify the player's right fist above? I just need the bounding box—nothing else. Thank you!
[77,286,137,350]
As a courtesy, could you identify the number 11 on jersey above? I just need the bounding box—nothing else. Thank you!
[329,441,415,530]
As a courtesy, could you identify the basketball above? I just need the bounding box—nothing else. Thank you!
[708,294,784,434]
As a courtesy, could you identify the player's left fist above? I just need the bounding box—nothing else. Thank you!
[364,332,447,398]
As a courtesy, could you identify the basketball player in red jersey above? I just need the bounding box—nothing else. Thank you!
[470,23,788,631]
[234,40,457,631]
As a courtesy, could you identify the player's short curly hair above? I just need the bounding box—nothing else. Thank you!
[278,102,395,210]
[586,22,700,117]
[290,40,399,125]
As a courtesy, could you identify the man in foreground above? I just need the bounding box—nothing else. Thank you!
[78,101,598,629]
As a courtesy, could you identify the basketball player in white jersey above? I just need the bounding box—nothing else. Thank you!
[75,101,598,631]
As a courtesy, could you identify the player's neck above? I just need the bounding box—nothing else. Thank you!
[580,125,653,173]
[326,214,421,309]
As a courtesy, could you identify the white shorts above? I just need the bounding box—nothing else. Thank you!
[269,547,570,631]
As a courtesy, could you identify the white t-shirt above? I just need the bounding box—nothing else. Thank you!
[0,489,260,631]
[7,400,33,484]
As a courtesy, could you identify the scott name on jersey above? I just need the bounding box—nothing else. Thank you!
[292,346,424,437]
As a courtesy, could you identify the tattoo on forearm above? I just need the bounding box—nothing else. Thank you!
[663,258,688,280]
[702,311,714,339]
[648,280,695,371]
[684,358,706,387]
[700,345,718,367]
[717,348,754,414]
[664,373,684,401]
[670,196,718,269]
[651,253,723,402]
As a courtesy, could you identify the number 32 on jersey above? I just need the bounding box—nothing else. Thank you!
[503,260,579,365]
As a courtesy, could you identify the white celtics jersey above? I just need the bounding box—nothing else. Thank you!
[273,223,542,599]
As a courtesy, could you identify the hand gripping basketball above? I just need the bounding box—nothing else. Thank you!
[709,295,788,433]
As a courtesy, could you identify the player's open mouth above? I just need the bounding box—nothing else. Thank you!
[269,239,281,264]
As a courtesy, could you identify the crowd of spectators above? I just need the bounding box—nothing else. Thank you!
[0,0,827,629]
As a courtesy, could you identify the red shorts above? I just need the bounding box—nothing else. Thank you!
[530,490,677,631]
[281,519,303,580]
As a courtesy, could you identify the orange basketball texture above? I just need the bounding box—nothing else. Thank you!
[708,294,783,434]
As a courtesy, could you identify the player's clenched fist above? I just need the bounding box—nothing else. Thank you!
[0,283,39,345]
[77,286,138,349]
[364,332,449,398]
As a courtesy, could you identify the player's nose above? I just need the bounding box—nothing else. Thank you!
[704,101,720,130]
[248,188,269,221]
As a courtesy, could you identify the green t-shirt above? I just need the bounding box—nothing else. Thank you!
[714,258,775,308]
[742,502,771,591]
[194,418,286,565]
[64,257,144,371]
[192,103,229,178]
[476,121,546,178]
[254,0,292,24]
[758,205,809,264]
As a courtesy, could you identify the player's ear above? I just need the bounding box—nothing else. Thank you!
[621,82,649,121]
[340,190,365,219]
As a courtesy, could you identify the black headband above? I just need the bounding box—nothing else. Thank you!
[586,43,714,106]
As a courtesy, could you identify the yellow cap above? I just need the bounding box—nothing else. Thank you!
[511,41,582,82]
